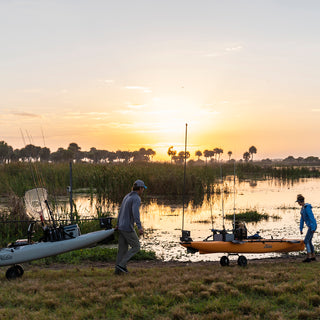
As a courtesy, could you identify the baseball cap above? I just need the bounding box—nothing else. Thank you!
[295,194,304,203]
[133,180,147,189]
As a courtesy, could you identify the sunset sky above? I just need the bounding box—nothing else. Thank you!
[1,0,320,161]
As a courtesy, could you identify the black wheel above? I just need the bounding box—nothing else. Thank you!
[220,256,230,267]
[6,265,24,280]
[237,255,247,267]
[15,265,24,277]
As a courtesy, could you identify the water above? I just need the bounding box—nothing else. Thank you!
[70,177,320,262]
[1,178,319,262]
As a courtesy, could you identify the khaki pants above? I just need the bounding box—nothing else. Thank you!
[116,230,140,268]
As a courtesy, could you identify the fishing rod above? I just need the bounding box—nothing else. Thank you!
[220,162,225,230]
[181,123,188,232]
[233,160,236,231]
[20,130,46,227]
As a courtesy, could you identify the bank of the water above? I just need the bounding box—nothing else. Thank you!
[1,257,319,320]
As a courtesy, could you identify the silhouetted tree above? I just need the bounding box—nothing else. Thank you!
[50,148,73,162]
[0,141,13,163]
[39,147,50,162]
[173,151,190,164]
[243,151,250,162]
[68,143,82,162]
[203,149,214,164]
[227,151,232,161]
[214,148,223,162]
[146,148,156,161]
[249,146,257,161]
[132,148,155,162]
[195,150,202,161]
[167,146,177,163]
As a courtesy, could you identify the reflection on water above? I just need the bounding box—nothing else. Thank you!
[1,178,319,262]
[67,178,320,262]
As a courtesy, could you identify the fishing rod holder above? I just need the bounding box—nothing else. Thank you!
[99,217,114,230]
[180,230,192,242]
[211,229,235,242]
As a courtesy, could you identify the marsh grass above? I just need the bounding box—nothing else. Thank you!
[225,210,270,222]
[2,162,320,202]
[0,261,319,319]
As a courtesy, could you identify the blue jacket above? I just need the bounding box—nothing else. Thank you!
[300,203,317,232]
[117,191,142,232]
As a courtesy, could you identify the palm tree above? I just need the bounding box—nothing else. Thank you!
[214,148,223,162]
[175,151,190,164]
[195,150,202,161]
[227,151,232,161]
[203,149,211,165]
[243,151,250,162]
[249,146,257,161]
[167,146,177,163]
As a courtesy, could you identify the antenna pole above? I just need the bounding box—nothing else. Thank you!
[220,163,225,230]
[69,161,74,223]
[233,160,236,230]
[182,123,188,231]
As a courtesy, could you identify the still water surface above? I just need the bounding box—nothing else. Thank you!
[72,178,320,262]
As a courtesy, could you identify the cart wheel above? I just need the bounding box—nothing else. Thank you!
[6,265,24,280]
[237,255,247,267]
[15,264,24,277]
[220,256,230,267]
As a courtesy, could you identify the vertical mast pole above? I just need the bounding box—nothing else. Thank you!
[69,161,74,223]
[220,164,225,230]
[233,160,236,230]
[182,123,188,231]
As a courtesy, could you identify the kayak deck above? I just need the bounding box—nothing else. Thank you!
[180,238,305,254]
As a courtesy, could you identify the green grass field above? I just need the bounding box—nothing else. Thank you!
[0,259,319,319]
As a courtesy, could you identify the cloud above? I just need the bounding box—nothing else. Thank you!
[225,45,243,52]
[127,104,147,110]
[311,109,320,112]
[13,112,41,118]
[124,86,152,93]
[204,45,243,58]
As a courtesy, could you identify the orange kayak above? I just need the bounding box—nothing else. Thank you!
[180,239,305,254]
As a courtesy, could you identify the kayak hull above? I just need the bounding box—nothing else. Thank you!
[181,239,305,254]
[0,229,114,266]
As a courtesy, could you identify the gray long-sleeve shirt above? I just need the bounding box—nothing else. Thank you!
[117,191,142,232]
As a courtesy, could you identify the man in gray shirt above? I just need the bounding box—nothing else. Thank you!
[115,180,146,274]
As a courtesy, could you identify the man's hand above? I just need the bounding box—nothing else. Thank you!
[300,231,303,235]
[139,228,144,236]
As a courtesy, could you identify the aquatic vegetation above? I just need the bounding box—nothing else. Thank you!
[1,162,320,203]
[225,210,270,222]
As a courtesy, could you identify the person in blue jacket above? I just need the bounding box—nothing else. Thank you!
[115,180,147,274]
[296,194,317,262]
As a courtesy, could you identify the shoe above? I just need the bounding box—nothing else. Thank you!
[116,265,129,273]
[302,258,311,263]
[114,268,121,275]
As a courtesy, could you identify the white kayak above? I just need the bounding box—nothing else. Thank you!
[0,228,114,267]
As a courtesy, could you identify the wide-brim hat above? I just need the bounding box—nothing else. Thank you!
[295,194,304,202]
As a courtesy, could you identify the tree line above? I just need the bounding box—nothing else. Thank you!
[167,145,258,164]
[0,141,156,164]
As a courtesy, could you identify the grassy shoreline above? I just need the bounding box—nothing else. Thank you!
[0,258,319,319]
